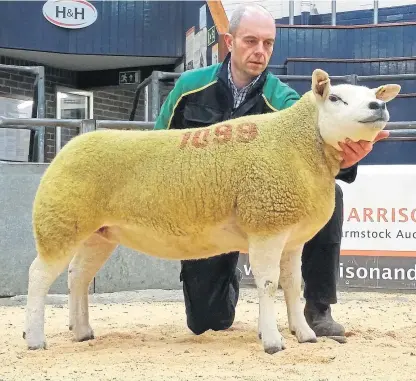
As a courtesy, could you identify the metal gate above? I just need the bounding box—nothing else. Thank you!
[1,66,416,295]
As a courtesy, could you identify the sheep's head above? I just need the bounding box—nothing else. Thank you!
[311,69,401,150]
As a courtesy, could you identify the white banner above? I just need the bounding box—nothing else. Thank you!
[238,165,416,289]
[337,164,416,256]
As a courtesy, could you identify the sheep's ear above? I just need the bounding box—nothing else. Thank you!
[312,69,330,101]
[374,84,401,102]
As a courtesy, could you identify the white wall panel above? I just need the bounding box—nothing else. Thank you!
[221,0,416,20]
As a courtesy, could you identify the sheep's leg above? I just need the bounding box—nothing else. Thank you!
[249,231,291,355]
[68,232,117,342]
[280,245,317,344]
[24,254,72,350]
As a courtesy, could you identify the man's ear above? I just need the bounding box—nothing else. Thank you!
[374,84,401,102]
[311,69,331,101]
[223,33,233,52]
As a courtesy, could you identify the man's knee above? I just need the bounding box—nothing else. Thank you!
[187,309,236,335]
[180,253,240,335]
[184,290,237,335]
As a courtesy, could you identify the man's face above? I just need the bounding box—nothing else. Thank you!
[225,12,276,78]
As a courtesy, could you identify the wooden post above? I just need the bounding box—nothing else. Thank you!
[206,0,229,34]
[206,1,229,62]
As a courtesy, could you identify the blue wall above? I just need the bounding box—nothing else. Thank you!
[276,4,416,25]
[311,4,416,25]
[0,0,208,58]
[286,59,416,76]
[278,75,414,121]
[268,21,416,130]
[284,58,416,122]
[264,72,415,165]
[272,24,416,65]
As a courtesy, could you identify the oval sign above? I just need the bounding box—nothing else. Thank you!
[42,0,97,29]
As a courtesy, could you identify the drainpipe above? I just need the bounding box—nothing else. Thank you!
[289,0,294,25]
[374,0,379,24]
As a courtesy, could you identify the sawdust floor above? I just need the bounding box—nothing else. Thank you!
[0,288,415,381]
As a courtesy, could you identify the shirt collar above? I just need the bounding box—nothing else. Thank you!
[227,60,261,93]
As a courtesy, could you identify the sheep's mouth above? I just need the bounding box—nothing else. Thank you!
[359,111,388,124]
[358,116,387,124]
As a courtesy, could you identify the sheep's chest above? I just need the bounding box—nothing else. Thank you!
[287,186,336,248]
[236,168,336,237]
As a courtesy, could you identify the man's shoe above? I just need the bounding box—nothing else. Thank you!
[304,300,347,343]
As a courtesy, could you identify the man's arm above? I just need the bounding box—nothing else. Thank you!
[281,88,301,109]
[153,76,185,130]
[336,131,390,183]
[336,165,358,183]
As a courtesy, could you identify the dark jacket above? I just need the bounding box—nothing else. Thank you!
[154,53,357,183]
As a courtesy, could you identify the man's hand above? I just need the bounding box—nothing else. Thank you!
[338,130,390,169]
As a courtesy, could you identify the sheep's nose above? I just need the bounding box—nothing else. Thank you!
[369,101,386,110]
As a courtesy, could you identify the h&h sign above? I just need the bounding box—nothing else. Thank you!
[42,0,98,29]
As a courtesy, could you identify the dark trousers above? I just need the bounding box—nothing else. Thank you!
[180,184,344,335]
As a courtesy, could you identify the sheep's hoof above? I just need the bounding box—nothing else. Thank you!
[301,336,318,344]
[74,328,95,342]
[77,333,95,342]
[295,326,318,344]
[72,323,95,342]
[77,335,95,343]
[263,336,286,354]
[26,338,47,350]
[264,344,285,355]
[75,332,95,342]
[28,342,47,350]
[24,331,47,350]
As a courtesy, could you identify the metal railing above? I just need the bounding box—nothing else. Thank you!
[1,116,415,158]
[0,117,155,132]
[288,0,380,26]
[0,63,45,162]
[128,71,416,126]
[1,70,416,162]
[129,71,181,122]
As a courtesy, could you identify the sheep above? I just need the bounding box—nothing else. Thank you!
[23,69,400,354]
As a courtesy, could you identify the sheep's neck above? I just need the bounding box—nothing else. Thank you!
[302,93,344,178]
[322,144,343,177]
[283,92,342,178]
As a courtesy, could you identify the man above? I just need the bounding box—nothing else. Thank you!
[154,4,388,341]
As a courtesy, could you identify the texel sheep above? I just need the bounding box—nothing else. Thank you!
[23,69,400,354]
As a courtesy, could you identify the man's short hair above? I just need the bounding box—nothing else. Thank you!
[228,4,274,35]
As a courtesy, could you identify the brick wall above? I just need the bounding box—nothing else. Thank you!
[58,86,146,156]
[0,56,78,162]
[0,56,78,120]
[92,86,145,121]
[0,56,146,162]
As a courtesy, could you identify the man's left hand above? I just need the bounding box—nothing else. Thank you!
[338,130,390,169]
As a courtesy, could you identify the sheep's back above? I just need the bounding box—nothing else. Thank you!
[33,94,338,242]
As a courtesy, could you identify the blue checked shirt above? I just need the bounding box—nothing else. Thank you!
[227,60,261,109]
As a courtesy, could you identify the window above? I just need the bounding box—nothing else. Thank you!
[55,87,93,153]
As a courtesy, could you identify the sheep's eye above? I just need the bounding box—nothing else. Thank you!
[329,94,348,105]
